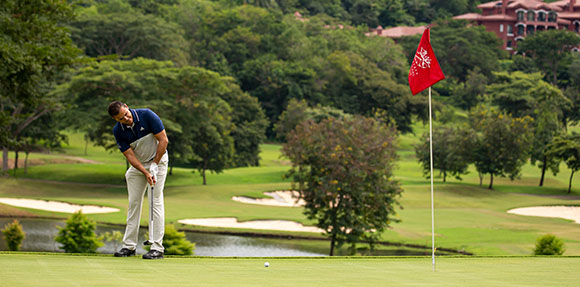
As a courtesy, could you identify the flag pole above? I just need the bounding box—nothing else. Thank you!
[429,86,435,272]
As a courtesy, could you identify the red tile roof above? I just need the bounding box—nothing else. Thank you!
[367,26,426,38]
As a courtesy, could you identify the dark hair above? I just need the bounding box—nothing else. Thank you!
[108,101,126,117]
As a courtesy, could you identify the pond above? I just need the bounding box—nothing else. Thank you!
[0,218,326,257]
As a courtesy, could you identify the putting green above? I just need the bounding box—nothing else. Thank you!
[1,253,578,286]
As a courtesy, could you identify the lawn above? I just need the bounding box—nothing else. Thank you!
[1,253,579,287]
[1,128,580,256]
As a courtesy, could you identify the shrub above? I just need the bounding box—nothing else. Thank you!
[145,224,195,255]
[55,211,103,253]
[533,234,565,255]
[1,220,25,251]
[100,230,123,251]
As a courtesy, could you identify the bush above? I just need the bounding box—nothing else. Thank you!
[145,224,195,255]
[1,220,25,251]
[533,234,565,255]
[55,211,103,253]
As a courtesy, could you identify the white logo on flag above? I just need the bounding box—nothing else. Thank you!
[415,47,431,69]
[409,47,431,78]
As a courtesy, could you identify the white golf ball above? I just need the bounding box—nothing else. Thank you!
[264,262,270,267]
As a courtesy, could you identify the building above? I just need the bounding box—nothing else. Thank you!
[453,0,580,51]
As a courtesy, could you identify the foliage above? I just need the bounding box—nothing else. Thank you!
[0,0,80,173]
[100,230,123,251]
[547,132,580,193]
[282,116,402,256]
[487,72,545,118]
[533,234,565,255]
[1,219,25,251]
[517,29,580,86]
[69,2,189,65]
[55,211,103,253]
[468,106,535,189]
[453,67,488,110]
[274,99,350,141]
[145,224,195,255]
[415,125,472,183]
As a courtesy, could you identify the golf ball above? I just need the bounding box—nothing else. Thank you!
[264,262,270,267]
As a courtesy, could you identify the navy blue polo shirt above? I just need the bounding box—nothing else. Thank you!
[113,108,165,163]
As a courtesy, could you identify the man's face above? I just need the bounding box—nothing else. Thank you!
[112,105,133,126]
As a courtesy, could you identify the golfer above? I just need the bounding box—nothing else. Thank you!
[108,101,168,260]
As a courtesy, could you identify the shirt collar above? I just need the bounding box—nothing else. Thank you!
[120,109,140,130]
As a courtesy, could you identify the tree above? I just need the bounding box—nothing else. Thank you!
[469,106,535,189]
[69,3,188,66]
[453,67,487,110]
[517,29,580,86]
[486,71,542,118]
[0,0,80,174]
[547,133,580,194]
[415,125,471,183]
[274,98,350,141]
[282,116,402,256]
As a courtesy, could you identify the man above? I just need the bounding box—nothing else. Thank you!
[108,101,169,260]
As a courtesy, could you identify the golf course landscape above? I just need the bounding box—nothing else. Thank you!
[1,124,579,286]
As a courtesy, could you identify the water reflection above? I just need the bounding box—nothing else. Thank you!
[0,218,326,257]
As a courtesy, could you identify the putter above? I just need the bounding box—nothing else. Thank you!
[143,183,154,246]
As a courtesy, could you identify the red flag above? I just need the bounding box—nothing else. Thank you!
[408,28,445,95]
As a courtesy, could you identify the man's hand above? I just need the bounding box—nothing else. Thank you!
[148,162,158,186]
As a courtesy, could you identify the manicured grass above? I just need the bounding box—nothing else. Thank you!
[1,127,580,256]
[1,253,579,287]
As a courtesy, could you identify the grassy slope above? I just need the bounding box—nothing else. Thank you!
[1,127,580,255]
[1,254,579,287]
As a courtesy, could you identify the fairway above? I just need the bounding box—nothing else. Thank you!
[1,253,579,286]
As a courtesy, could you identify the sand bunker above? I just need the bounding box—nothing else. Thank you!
[0,198,120,214]
[178,217,323,233]
[508,206,580,224]
[232,191,305,207]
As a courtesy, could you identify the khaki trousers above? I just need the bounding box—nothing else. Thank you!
[121,152,168,252]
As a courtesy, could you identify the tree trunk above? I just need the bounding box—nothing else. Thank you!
[569,170,575,194]
[479,172,483,187]
[488,173,494,189]
[13,150,19,176]
[84,136,89,156]
[24,151,29,175]
[443,170,446,183]
[539,155,547,187]
[202,158,208,185]
[2,147,8,175]
[169,164,173,176]
[329,232,336,256]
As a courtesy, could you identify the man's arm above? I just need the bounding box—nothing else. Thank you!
[152,129,168,164]
[122,148,156,185]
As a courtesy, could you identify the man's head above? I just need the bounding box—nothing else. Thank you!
[108,101,133,126]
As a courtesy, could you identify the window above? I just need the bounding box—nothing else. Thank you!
[517,25,525,35]
[507,40,512,48]
[527,25,535,35]
[527,11,535,21]
[548,12,557,23]
[500,24,504,33]
[538,12,546,21]
[507,25,513,35]
[517,11,525,21]
[575,22,580,33]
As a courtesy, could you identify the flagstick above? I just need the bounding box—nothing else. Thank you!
[428,87,435,272]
